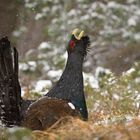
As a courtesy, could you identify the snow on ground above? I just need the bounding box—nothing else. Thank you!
[83,72,99,88]
[83,67,112,89]
[35,80,52,92]
[125,68,135,75]
[19,61,37,72]
[38,42,51,50]
[47,69,62,80]
[21,80,52,96]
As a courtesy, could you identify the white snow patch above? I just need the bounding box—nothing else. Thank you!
[126,68,135,74]
[42,7,50,13]
[43,64,50,71]
[135,9,140,16]
[91,3,98,9]
[35,80,52,92]
[107,1,117,8]
[135,78,140,84]
[47,69,62,79]
[91,12,104,19]
[28,61,37,71]
[68,102,75,110]
[122,30,132,38]
[21,88,25,97]
[38,42,51,50]
[113,94,120,100]
[25,2,37,8]
[127,0,136,3]
[8,127,26,133]
[19,61,37,71]
[135,102,140,109]
[125,115,133,122]
[95,67,111,78]
[35,13,43,20]
[134,33,140,41]
[100,91,108,96]
[28,61,36,67]
[62,52,68,60]
[19,63,29,71]
[83,72,99,88]
[68,9,76,16]
[80,15,90,21]
[128,17,137,26]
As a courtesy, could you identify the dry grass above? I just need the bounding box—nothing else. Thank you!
[25,62,140,140]
[1,61,137,140]
[31,112,140,140]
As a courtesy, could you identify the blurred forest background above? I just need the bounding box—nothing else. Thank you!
[0,0,140,83]
[0,0,140,140]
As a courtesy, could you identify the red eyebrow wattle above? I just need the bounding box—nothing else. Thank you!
[70,40,75,49]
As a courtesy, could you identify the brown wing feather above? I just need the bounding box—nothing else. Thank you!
[22,97,80,130]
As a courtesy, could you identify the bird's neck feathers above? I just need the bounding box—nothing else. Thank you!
[59,52,84,90]
[47,52,84,96]
[46,52,88,119]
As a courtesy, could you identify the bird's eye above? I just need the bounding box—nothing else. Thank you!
[69,40,75,49]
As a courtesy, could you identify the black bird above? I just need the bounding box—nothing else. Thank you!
[22,29,90,130]
[0,29,90,130]
[46,29,89,119]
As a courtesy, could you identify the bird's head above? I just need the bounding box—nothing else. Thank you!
[67,28,90,57]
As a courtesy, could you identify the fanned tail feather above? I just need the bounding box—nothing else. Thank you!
[0,37,22,126]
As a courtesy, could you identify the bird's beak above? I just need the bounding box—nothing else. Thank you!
[72,28,85,40]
